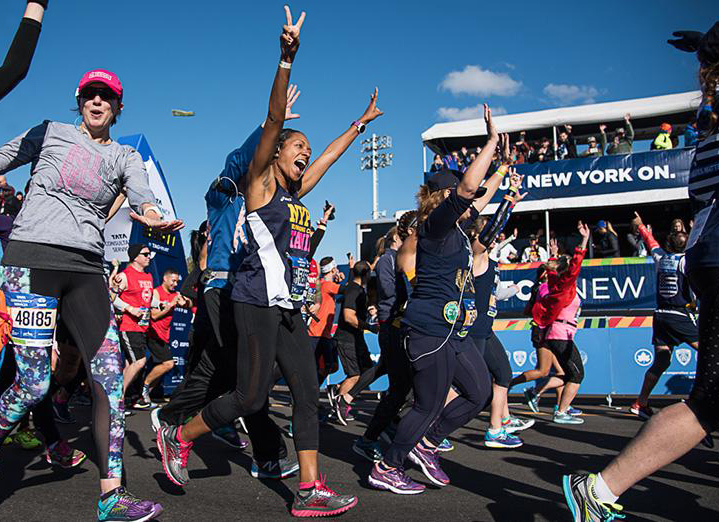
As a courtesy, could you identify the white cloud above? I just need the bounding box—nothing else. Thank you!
[543,83,600,105]
[437,104,507,122]
[439,65,521,97]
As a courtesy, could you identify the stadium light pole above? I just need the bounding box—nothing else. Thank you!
[361,133,393,220]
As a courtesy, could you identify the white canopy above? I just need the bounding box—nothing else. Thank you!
[421,91,702,143]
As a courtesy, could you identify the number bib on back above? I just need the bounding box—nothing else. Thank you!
[5,292,58,347]
[288,255,310,302]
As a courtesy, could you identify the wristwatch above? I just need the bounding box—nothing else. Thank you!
[352,120,366,134]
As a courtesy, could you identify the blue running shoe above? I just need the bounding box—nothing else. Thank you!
[524,388,539,413]
[97,487,163,521]
[563,473,625,522]
[554,411,585,425]
[436,438,454,452]
[555,405,583,417]
[484,429,523,449]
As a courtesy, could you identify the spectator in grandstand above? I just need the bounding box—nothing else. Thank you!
[492,229,519,263]
[627,219,648,257]
[651,123,674,150]
[430,153,443,172]
[671,218,688,233]
[556,124,577,160]
[521,234,549,262]
[592,220,620,258]
[600,113,634,155]
[684,122,699,147]
[532,137,554,163]
[581,136,603,157]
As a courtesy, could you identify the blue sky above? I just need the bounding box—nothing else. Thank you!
[0,1,712,263]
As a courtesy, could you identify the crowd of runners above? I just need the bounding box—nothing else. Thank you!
[0,3,718,521]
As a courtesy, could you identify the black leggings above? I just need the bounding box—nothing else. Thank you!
[384,331,492,468]
[364,324,413,441]
[688,267,719,431]
[161,288,286,461]
[546,339,584,384]
[201,302,319,452]
[0,266,123,479]
[481,333,512,388]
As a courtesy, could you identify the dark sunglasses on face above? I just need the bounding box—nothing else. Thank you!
[80,86,118,102]
[139,252,152,257]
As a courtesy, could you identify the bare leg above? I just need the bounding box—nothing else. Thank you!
[537,376,566,397]
[181,409,212,441]
[510,347,553,386]
[636,345,670,407]
[489,384,508,430]
[298,449,318,483]
[123,358,146,394]
[144,360,175,391]
[557,382,580,413]
[338,375,359,402]
[445,387,459,406]
[601,402,707,496]
[551,354,565,405]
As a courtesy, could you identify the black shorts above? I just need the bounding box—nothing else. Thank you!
[148,335,173,363]
[311,336,337,373]
[336,336,373,377]
[120,331,148,363]
[652,311,699,348]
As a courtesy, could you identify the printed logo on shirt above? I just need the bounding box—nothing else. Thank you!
[675,348,692,367]
[288,203,311,253]
[139,280,154,303]
[443,301,460,323]
[58,144,112,201]
[454,269,475,294]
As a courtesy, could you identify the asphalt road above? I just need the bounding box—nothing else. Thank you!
[1,391,718,521]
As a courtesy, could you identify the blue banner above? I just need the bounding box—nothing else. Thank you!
[489,148,693,204]
[498,259,657,313]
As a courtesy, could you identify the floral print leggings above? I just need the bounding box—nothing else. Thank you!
[0,265,124,479]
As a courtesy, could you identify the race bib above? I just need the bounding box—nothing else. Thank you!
[5,292,58,347]
[288,255,310,302]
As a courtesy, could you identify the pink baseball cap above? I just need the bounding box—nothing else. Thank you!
[76,69,123,99]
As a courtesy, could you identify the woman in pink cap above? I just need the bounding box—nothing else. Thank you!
[0,67,182,521]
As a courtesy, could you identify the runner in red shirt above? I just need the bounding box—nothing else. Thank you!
[112,244,154,406]
[138,269,190,407]
[308,257,344,384]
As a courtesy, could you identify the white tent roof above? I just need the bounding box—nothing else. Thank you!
[421,91,702,142]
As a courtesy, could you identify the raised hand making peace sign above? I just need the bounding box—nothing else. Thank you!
[281,5,306,63]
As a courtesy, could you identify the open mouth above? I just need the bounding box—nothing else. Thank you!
[294,158,307,171]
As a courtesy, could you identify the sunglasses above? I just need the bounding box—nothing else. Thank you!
[139,252,152,257]
[79,86,118,102]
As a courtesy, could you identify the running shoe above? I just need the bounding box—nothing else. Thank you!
[46,439,87,468]
[133,398,154,411]
[629,402,653,421]
[97,486,163,522]
[335,396,352,426]
[14,428,42,450]
[408,443,449,486]
[379,423,398,445]
[327,384,339,409]
[157,425,193,487]
[554,405,584,417]
[150,407,166,433]
[251,457,300,479]
[368,462,425,495]
[436,438,454,452]
[125,410,135,418]
[554,411,585,425]
[291,475,358,517]
[524,388,539,413]
[503,416,535,433]
[562,473,625,522]
[484,429,523,449]
[53,398,76,424]
[352,437,383,462]
[211,425,249,450]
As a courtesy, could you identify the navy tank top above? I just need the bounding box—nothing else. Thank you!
[656,253,692,310]
[471,259,499,340]
[232,184,311,309]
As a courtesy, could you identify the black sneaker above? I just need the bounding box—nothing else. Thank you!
[327,385,339,409]
[335,396,352,426]
[291,477,358,517]
[52,399,76,424]
[352,437,383,462]
[251,457,300,479]
[157,425,193,487]
[562,473,624,521]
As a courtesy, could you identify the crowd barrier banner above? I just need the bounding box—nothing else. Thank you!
[105,134,189,394]
[498,257,656,313]
[487,148,694,205]
[332,317,697,396]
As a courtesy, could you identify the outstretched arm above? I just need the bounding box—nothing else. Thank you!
[298,88,383,198]
[244,6,304,211]
[0,2,46,101]
[458,104,500,199]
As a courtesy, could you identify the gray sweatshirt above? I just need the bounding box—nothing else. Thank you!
[0,121,155,256]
